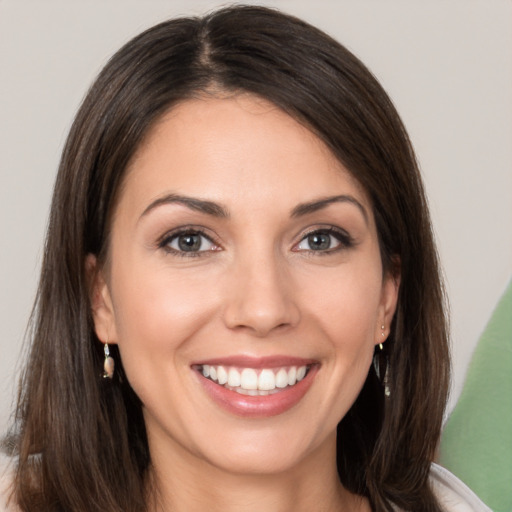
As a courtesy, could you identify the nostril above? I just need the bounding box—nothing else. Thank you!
[224,312,299,337]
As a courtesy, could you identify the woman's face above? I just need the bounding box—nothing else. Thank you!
[91,94,398,476]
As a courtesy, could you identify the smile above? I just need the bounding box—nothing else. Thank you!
[192,356,319,418]
[199,364,309,396]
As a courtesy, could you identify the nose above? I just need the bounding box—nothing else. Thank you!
[222,253,301,337]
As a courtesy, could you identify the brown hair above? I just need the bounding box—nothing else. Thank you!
[8,5,449,511]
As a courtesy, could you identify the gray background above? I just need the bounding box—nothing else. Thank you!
[1,0,511,435]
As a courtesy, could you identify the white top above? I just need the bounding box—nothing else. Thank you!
[0,453,491,511]
[429,463,492,512]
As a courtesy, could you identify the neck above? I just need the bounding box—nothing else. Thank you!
[146,433,368,512]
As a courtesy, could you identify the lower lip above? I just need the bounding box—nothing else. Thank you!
[195,366,319,418]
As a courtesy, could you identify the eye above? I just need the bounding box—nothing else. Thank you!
[160,229,219,255]
[294,228,352,253]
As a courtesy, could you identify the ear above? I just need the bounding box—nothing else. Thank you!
[85,254,118,345]
[375,264,401,344]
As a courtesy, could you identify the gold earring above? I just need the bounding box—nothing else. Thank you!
[378,324,385,350]
[103,343,115,379]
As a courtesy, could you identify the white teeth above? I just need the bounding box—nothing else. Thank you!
[258,369,275,391]
[275,368,289,388]
[200,364,311,393]
[217,366,228,385]
[240,368,258,390]
[233,387,280,396]
[227,367,241,387]
[287,366,297,386]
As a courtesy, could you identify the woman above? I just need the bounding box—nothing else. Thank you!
[0,5,490,512]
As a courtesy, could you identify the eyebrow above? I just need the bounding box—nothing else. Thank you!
[139,192,368,224]
[140,193,230,220]
[291,195,369,224]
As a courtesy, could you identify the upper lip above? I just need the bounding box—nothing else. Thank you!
[192,355,318,369]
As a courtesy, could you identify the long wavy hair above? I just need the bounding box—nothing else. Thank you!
[7,5,449,511]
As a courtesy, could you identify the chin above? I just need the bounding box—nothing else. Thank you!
[203,443,313,476]
[189,420,336,477]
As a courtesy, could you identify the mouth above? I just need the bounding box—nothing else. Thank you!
[192,356,319,418]
[194,364,310,396]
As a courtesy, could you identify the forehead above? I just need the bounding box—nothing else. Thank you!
[120,94,371,215]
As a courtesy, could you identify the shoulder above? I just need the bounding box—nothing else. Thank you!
[429,463,492,512]
[0,456,494,512]
[0,452,19,512]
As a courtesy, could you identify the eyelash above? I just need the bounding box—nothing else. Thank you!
[158,227,219,258]
[293,226,354,255]
[157,225,354,258]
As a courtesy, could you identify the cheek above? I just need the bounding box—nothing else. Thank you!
[302,261,383,341]
[110,259,219,374]
[298,258,382,396]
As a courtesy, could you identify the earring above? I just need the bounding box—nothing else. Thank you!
[103,343,115,379]
[374,327,390,397]
[383,359,390,398]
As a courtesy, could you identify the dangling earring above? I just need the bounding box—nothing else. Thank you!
[373,325,390,397]
[382,357,390,398]
[103,343,115,379]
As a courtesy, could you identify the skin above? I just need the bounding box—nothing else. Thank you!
[90,94,399,512]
